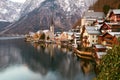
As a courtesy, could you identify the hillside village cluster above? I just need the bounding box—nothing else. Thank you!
[25,9,120,64]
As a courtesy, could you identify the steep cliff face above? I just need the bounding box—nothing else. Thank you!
[0,0,97,34]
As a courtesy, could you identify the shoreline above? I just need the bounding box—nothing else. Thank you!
[0,36,25,40]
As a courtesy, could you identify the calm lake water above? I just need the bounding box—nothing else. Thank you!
[0,38,96,80]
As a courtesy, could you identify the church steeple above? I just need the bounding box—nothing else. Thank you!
[50,16,54,35]
[50,0,54,35]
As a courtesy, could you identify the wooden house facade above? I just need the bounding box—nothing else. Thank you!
[98,32,120,48]
[100,22,111,34]
[106,9,120,23]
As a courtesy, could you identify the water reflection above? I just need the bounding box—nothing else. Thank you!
[0,38,96,80]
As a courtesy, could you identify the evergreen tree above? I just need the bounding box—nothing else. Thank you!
[96,45,120,80]
[118,4,120,9]
[103,5,110,14]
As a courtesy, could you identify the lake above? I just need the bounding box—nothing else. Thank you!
[0,38,96,80]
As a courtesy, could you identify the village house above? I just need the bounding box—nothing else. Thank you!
[25,17,55,42]
[70,27,81,43]
[93,19,104,25]
[25,29,54,42]
[80,10,105,36]
[106,9,120,23]
[82,26,101,47]
[93,44,107,63]
[98,32,120,49]
[25,31,40,42]
[93,44,106,52]
[99,22,111,34]
[80,9,120,47]
[81,10,105,26]
[42,30,54,40]
[56,31,73,46]
[59,32,72,41]
[106,22,120,32]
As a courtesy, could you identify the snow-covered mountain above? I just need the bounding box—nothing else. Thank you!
[21,0,97,17]
[0,0,23,22]
[0,0,97,34]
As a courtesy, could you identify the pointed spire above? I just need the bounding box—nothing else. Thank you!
[50,16,54,33]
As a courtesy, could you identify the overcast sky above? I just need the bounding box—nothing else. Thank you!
[9,0,26,3]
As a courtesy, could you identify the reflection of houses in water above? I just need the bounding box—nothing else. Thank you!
[32,43,49,54]
[22,44,67,74]
[47,44,55,57]
[56,44,61,49]
[24,41,96,78]
[0,39,96,80]
[32,42,71,55]
[56,54,95,79]
[80,60,94,74]
[0,40,23,70]
[61,48,68,53]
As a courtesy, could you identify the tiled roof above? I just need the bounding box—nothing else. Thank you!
[107,9,120,18]
[113,9,120,14]
[85,26,101,35]
[108,32,120,37]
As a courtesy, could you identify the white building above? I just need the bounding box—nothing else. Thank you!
[81,10,105,26]
[42,30,54,40]
[83,26,101,47]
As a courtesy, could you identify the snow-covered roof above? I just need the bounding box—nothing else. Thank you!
[108,32,120,38]
[107,9,120,18]
[107,22,120,26]
[112,9,120,14]
[83,11,105,19]
[43,30,49,33]
[85,26,101,35]
[96,52,107,59]
[97,20,104,23]
[94,44,106,48]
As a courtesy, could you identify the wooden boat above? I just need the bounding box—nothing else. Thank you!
[73,48,93,60]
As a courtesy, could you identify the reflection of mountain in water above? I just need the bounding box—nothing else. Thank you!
[21,43,67,75]
[0,39,96,80]
[0,39,23,70]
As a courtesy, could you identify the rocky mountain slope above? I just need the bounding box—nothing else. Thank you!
[0,0,22,22]
[0,0,97,35]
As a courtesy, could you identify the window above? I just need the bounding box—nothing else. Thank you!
[93,35,94,38]
[117,15,120,18]
[92,40,94,42]
[96,40,98,42]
